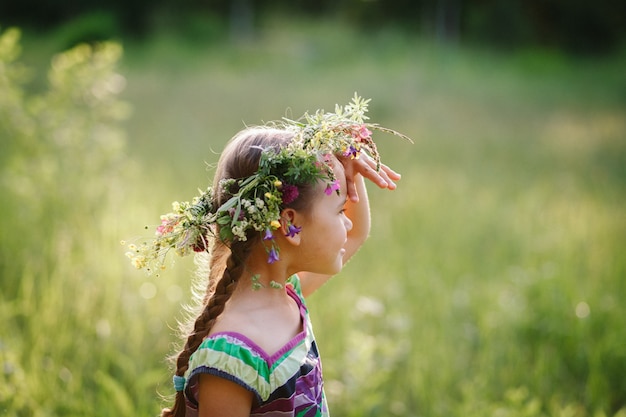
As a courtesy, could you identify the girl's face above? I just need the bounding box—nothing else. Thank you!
[295,165,353,275]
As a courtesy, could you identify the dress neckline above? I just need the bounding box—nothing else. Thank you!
[206,285,307,366]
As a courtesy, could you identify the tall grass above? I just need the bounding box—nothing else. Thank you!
[2,18,625,416]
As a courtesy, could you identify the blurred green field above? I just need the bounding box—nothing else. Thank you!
[1,19,626,416]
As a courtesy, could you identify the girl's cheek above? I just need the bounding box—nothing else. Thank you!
[343,215,353,232]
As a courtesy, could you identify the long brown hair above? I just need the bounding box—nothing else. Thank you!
[161,127,314,416]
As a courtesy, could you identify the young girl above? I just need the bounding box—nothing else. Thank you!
[126,96,409,416]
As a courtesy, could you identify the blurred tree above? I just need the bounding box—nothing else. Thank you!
[230,0,254,41]
[0,28,130,290]
[524,0,626,53]
[0,0,623,53]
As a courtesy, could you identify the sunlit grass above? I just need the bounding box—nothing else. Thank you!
[2,19,625,416]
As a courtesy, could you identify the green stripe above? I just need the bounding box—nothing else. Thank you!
[204,337,268,376]
[187,333,314,401]
[186,343,273,398]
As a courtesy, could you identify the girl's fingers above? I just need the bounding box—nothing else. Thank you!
[339,154,401,196]
[359,159,388,188]
[341,158,360,202]
[359,158,401,190]
[380,163,401,181]
[378,168,396,190]
[347,180,359,202]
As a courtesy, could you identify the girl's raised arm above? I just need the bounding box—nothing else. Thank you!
[299,157,401,298]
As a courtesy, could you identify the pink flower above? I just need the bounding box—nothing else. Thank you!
[156,219,174,236]
[352,124,372,141]
[324,180,340,195]
[281,184,299,205]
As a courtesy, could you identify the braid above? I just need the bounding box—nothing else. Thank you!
[161,128,290,416]
[202,241,229,305]
[161,240,251,417]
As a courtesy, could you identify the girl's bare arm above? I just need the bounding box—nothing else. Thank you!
[197,374,253,417]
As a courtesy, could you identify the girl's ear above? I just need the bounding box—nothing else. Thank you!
[280,208,301,246]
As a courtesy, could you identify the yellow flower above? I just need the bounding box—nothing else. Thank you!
[265,192,272,199]
[270,220,281,230]
[274,180,282,188]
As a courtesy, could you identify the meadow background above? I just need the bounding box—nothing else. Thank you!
[1,8,626,417]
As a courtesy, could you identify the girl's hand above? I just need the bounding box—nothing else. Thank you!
[339,154,401,202]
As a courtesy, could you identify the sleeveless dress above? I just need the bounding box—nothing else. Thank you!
[183,275,329,416]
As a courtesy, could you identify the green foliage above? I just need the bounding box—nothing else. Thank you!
[3,0,626,53]
[2,21,626,417]
[0,28,163,416]
[51,11,122,50]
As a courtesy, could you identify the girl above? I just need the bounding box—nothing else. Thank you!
[126,96,409,416]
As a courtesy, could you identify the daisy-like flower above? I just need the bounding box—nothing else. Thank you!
[325,180,340,195]
[285,224,302,238]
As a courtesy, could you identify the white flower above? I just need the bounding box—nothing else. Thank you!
[231,223,248,241]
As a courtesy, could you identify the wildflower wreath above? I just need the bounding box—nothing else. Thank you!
[124,94,410,274]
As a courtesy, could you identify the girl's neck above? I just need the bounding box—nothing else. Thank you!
[235,245,292,293]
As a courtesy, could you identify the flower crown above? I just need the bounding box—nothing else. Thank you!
[124,94,410,273]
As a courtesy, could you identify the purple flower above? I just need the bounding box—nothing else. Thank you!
[227,207,245,221]
[325,180,340,195]
[267,247,279,264]
[262,228,273,241]
[281,184,299,205]
[343,145,359,159]
[285,224,302,238]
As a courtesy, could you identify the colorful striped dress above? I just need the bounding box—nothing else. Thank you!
[183,275,329,416]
